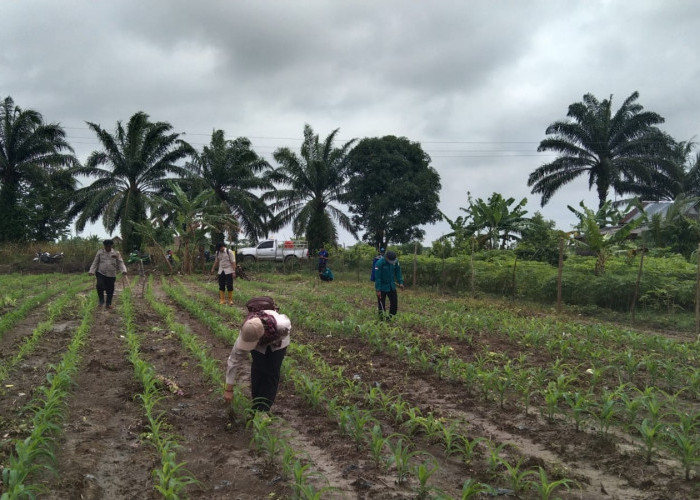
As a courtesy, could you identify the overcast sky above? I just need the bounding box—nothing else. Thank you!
[3,1,699,245]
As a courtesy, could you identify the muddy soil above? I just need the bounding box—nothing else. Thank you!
[1,275,698,499]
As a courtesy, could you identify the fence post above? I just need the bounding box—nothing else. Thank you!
[413,241,417,287]
[556,237,564,314]
[630,247,646,324]
[696,243,700,338]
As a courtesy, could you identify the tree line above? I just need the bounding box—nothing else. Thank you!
[1,91,698,263]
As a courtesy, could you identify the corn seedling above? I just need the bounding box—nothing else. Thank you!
[385,436,422,485]
[413,456,440,499]
[525,466,573,500]
[636,418,665,465]
[486,441,513,475]
[667,422,700,480]
[458,435,486,466]
[543,382,563,424]
[459,478,492,499]
[500,456,533,494]
[591,390,618,439]
[562,391,590,432]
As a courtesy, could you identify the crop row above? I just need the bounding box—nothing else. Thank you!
[1,293,95,499]
[154,277,339,497]
[173,278,578,497]
[225,276,700,484]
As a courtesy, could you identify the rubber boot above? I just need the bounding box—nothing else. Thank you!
[219,291,225,305]
[227,291,233,305]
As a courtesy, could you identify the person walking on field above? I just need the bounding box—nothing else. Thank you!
[88,239,127,309]
[318,245,329,273]
[224,305,291,412]
[374,250,404,319]
[210,242,236,305]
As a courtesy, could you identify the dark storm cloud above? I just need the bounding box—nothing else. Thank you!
[2,0,699,241]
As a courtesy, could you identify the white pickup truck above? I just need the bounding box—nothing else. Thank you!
[236,239,308,263]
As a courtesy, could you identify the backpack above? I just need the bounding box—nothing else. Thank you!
[245,296,279,313]
[370,256,380,281]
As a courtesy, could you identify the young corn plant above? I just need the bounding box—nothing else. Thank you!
[152,442,200,499]
[499,457,533,495]
[562,391,590,432]
[413,456,440,500]
[590,390,619,439]
[636,418,665,465]
[439,420,463,457]
[543,381,563,424]
[525,466,574,500]
[385,436,422,485]
[337,406,377,451]
[486,441,512,476]
[280,443,300,481]
[458,435,486,466]
[367,424,391,470]
[667,421,700,480]
[291,460,334,500]
[459,478,492,499]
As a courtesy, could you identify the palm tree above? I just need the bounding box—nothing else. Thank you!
[267,124,358,253]
[185,130,274,243]
[646,140,700,200]
[528,91,673,208]
[0,96,77,242]
[70,111,193,252]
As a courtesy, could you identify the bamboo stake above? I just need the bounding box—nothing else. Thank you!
[696,243,700,338]
[556,236,564,314]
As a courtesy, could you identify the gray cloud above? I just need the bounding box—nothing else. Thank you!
[2,0,699,242]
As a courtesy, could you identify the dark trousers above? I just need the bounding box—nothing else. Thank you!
[250,346,287,411]
[218,271,233,291]
[377,289,398,317]
[95,272,116,306]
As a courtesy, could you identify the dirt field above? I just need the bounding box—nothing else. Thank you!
[0,272,698,499]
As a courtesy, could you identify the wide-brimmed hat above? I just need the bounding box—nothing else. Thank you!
[385,250,397,264]
[235,317,264,351]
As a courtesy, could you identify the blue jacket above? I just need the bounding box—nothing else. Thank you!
[374,257,404,292]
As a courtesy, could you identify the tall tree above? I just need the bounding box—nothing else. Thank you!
[185,130,274,243]
[344,135,441,248]
[70,111,193,252]
[645,140,700,200]
[528,91,673,208]
[0,96,77,242]
[267,124,358,253]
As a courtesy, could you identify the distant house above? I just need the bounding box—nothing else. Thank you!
[600,200,700,238]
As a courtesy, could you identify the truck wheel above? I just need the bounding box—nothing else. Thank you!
[284,255,298,264]
[243,255,256,263]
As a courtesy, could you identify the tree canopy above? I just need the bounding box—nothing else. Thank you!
[0,96,77,242]
[267,124,357,253]
[528,91,673,208]
[185,130,274,243]
[344,135,441,248]
[70,111,193,251]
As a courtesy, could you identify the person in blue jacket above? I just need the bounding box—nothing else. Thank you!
[374,250,404,319]
[318,246,329,272]
[370,247,385,282]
